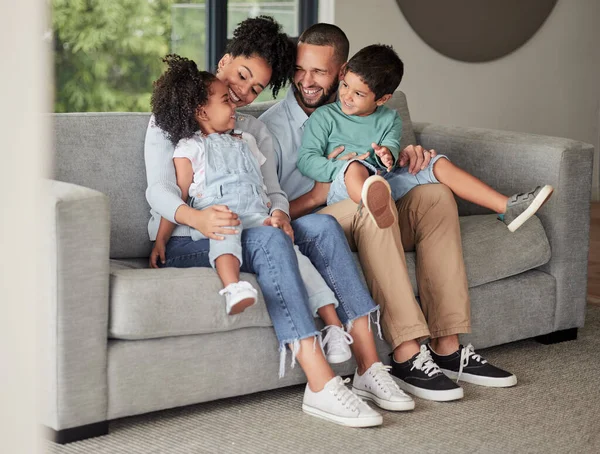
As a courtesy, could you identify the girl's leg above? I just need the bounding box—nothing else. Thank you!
[214,254,240,286]
[432,158,508,213]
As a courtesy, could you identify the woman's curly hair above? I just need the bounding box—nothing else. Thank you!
[151,55,218,146]
[225,15,296,98]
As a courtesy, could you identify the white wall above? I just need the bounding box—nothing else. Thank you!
[332,0,600,200]
[0,0,49,451]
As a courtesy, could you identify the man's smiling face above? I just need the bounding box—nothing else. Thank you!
[293,43,343,113]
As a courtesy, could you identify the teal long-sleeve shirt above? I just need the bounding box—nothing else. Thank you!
[296,101,402,183]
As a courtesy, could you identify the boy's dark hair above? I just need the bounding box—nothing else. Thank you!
[298,23,349,64]
[151,54,218,146]
[225,16,295,98]
[345,44,404,100]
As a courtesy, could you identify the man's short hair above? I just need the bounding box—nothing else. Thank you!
[298,23,349,64]
[345,44,404,100]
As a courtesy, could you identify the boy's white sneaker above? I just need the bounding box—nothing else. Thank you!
[219,281,258,315]
[361,175,396,229]
[352,362,415,411]
[302,376,383,428]
[321,325,353,364]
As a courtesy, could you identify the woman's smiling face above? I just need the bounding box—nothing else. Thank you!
[216,54,273,108]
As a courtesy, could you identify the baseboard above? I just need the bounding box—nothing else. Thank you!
[535,328,578,345]
[45,420,109,444]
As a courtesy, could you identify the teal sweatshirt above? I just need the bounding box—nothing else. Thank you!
[296,101,402,182]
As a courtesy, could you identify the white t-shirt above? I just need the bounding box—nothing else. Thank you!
[172,131,267,198]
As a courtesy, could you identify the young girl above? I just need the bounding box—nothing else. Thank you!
[150,55,346,321]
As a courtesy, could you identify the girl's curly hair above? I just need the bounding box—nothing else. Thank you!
[225,15,296,98]
[151,55,218,146]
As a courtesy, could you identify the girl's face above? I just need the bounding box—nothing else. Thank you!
[216,54,273,107]
[196,79,236,134]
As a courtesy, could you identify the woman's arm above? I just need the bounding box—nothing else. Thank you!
[144,115,187,223]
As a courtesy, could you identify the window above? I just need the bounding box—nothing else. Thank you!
[52,0,317,112]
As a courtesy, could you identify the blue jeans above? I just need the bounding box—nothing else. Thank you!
[163,227,319,361]
[328,155,449,205]
[291,214,378,330]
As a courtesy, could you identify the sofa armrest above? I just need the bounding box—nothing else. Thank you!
[414,122,594,332]
[42,180,110,431]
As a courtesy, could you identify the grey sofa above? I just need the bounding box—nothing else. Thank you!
[45,92,594,443]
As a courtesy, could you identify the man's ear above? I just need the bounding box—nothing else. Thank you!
[217,53,232,71]
[338,62,347,80]
[375,94,392,106]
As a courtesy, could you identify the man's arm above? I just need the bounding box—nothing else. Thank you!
[296,111,346,182]
[289,146,367,219]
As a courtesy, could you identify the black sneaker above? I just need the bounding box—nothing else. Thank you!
[428,343,517,388]
[390,345,464,401]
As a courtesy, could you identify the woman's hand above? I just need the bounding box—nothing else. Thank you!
[264,209,294,242]
[176,204,240,241]
[149,240,167,269]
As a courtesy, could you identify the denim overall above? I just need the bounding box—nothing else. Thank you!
[190,133,271,267]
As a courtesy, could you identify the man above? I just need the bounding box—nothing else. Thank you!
[260,23,516,401]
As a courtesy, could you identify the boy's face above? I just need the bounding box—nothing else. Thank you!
[293,43,342,112]
[339,71,389,117]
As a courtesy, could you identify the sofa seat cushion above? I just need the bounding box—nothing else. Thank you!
[109,214,550,340]
[399,214,551,295]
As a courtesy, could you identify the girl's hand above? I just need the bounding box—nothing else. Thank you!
[264,210,294,242]
[149,240,167,269]
[181,204,240,241]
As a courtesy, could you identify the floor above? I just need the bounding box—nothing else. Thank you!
[589,202,600,306]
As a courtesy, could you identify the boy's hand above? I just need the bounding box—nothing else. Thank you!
[398,145,437,175]
[149,240,167,269]
[264,210,294,242]
[371,143,394,171]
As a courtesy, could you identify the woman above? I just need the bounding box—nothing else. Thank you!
[144,16,411,428]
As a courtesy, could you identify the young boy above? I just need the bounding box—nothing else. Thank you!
[296,44,553,231]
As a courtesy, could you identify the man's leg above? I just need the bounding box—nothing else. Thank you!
[396,185,516,388]
[395,184,471,350]
[317,200,431,350]
[319,192,464,402]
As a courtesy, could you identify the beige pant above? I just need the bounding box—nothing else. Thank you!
[318,184,471,349]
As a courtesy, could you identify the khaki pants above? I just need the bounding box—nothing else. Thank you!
[318,184,471,349]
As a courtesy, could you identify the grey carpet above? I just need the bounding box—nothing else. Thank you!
[46,306,600,454]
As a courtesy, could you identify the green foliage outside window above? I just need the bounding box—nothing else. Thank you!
[52,1,297,113]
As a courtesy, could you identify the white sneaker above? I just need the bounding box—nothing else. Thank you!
[219,281,257,315]
[321,325,353,364]
[302,376,383,428]
[352,362,415,411]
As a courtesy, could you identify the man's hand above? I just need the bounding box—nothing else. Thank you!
[327,145,370,162]
[398,145,437,175]
[184,205,240,241]
[264,209,294,242]
[149,240,167,269]
[309,181,331,207]
[371,143,394,171]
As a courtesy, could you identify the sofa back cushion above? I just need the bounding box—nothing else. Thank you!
[52,91,416,258]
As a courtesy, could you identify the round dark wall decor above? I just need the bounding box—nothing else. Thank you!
[396,0,558,62]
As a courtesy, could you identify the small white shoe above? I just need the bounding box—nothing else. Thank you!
[219,281,257,315]
[352,362,415,411]
[302,376,383,428]
[321,325,353,364]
